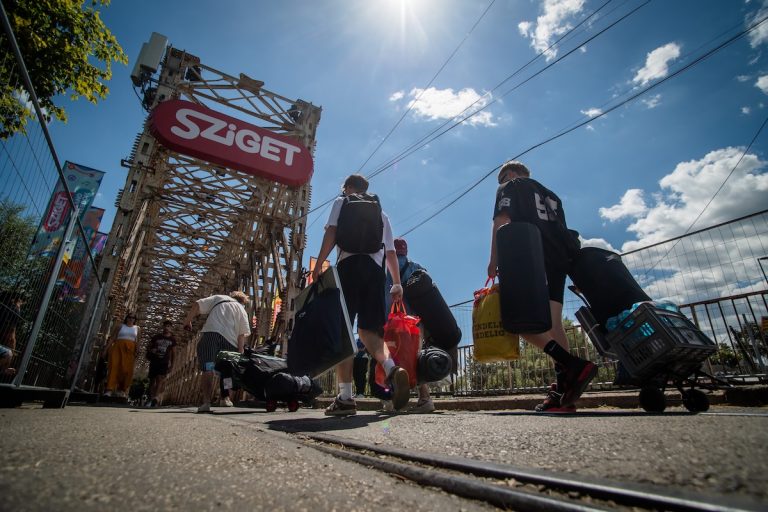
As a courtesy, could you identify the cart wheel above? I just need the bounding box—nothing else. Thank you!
[265,400,278,413]
[682,389,709,413]
[639,387,666,413]
[288,400,300,412]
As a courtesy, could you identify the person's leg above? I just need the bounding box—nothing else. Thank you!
[120,342,136,395]
[353,357,367,396]
[105,341,122,395]
[196,333,217,411]
[200,371,215,407]
[155,375,166,405]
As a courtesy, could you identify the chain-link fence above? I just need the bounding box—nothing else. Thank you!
[1,11,104,406]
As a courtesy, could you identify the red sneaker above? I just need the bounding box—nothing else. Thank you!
[535,383,576,413]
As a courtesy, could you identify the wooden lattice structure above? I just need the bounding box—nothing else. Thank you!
[94,46,321,395]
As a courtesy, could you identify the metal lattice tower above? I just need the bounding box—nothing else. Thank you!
[95,45,321,367]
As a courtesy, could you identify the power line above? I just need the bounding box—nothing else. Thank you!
[302,0,620,223]
[399,11,768,237]
[355,0,497,175]
[640,115,768,276]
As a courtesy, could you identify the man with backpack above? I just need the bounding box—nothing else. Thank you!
[183,290,251,413]
[488,161,596,412]
[311,174,410,415]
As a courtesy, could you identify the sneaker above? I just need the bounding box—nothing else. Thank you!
[386,366,410,411]
[409,398,436,414]
[103,391,113,397]
[560,360,598,408]
[324,395,357,416]
[535,384,575,413]
[197,403,211,413]
[378,400,394,413]
[222,397,234,407]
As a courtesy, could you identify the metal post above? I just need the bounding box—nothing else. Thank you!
[13,206,80,387]
[68,283,106,393]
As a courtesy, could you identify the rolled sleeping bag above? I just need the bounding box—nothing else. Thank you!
[265,372,323,401]
[568,247,651,326]
[416,346,452,384]
[403,270,462,350]
[496,222,552,334]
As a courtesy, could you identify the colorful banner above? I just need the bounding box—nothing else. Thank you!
[58,207,105,288]
[29,161,105,257]
[61,232,108,302]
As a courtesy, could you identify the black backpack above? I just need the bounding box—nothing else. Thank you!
[335,193,384,254]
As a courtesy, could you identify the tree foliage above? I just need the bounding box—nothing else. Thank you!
[0,0,127,138]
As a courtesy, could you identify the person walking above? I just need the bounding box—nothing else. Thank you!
[488,161,596,412]
[183,291,251,413]
[104,312,140,398]
[312,174,409,415]
[0,290,24,379]
[145,320,177,407]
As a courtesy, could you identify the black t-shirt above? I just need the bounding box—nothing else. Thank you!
[147,334,177,361]
[493,177,577,268]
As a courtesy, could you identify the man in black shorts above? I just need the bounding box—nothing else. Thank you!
[146,320,177,407]
[488,161,596,412]
[312,174,409,415]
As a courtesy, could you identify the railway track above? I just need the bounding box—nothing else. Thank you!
[295,431,761,512]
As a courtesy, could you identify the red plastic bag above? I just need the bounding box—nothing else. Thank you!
[375,302,420,389]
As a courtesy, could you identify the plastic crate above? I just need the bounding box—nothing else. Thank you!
[605,303,717,382]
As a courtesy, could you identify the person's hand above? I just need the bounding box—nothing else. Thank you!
[487,261,497,279]
[311,265,321,284]
[390,283,403,302]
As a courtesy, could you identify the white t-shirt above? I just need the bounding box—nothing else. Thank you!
[198,295,251,347]
[117,324,138,342]
[326,196,395,265]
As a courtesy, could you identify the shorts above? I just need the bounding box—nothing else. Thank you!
[196,331,236,371]
[337,254,386,332]
[544,260,567,304]
[148,358,170,378]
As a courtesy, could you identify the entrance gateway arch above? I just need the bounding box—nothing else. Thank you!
[92,34,321,403]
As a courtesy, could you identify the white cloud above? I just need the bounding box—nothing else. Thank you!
[389,90,405,102]
[642,94,662,109]
[747,2,768,48]
[756,74,768,94]
[585,125,595,132]
[598,189,647,221]
[601,149,768,304]
[632,43,681,86]
[737,74,751,82]
[742,106,752,114]
[580,107,602,118]
[517,0,586,61]
[601,147,768,251]
[393,87,497,127]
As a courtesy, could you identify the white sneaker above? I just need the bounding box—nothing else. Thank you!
[222,397,234,407]
[103,391,113,397]
[197,403,211,413]
[409,398,436,414]
[378,400,394,413]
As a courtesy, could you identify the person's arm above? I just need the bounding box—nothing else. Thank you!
[183,302,201,330]
[488,213,511,278]
[311,226,336,283]
[237,334,247,354]
[385,250,403,302]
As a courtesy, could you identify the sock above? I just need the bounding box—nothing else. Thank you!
[543,340,577,367]
[382,358,396,377]
[554,363,566,392]
[339,382,354,401]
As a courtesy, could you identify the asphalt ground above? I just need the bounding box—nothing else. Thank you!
[1,402,766,511]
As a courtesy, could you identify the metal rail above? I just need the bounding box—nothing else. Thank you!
[300,432,761,512]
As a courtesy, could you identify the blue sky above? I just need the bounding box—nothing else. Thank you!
[45,0,768,306]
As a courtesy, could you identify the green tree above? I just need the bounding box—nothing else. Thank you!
[0,200,37,286]
[0,0,127,138]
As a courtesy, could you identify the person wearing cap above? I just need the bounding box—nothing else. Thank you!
[488,160,595,412]
[384,238,436,413]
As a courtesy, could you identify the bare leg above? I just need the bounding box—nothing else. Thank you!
[200,371,215,405]
[358,328,391,364]
[519,300,568,350]
[418,383,430,402]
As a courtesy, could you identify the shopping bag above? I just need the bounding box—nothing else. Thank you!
[472,278,520,362]
[375,302,420,389]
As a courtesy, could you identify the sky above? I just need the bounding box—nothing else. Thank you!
[43,0,768,308]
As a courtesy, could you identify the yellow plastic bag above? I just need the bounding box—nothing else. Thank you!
[472,279,520,362]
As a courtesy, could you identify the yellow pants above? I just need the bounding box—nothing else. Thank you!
[106,339,136,393]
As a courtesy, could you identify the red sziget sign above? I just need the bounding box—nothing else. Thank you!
[150,99,313,186]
